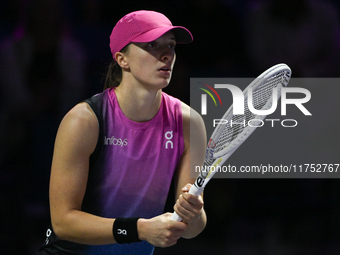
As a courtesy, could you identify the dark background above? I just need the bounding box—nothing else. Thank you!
[1,0,340,254]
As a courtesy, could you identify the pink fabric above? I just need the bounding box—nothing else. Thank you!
[85,88,184,219]
[109,10,193,59]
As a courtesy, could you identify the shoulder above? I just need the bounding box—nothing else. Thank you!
[180,102,205,131]
[62,102,98,127]
[56,102,99,154]
[180,101,206,149]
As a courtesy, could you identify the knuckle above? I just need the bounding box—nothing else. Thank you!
[160,241,168,248]
[178,197,187,207]
[165,230,172,238]
[182,193,190,200]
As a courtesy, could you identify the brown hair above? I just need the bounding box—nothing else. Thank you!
[103,45,129,91]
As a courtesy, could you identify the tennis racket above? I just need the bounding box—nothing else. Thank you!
[171,63,292,221]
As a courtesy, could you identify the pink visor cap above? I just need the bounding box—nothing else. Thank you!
[109,10,193,60]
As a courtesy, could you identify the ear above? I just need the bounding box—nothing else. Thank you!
[115,52,129,70]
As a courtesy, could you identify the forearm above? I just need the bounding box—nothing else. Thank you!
[52,210,115,245]
[52,210,190,247]
[181,208,207,239]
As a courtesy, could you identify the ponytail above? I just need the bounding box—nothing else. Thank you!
[104,61,122,90]
[103,44,129,91]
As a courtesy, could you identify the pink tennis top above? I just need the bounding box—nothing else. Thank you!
[84,88,185,218]
[85,88,184,253]
[39,89,184,254]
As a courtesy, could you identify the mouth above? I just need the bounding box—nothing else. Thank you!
[158,66,171,73]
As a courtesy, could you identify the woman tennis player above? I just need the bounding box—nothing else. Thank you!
[37,10,207,254]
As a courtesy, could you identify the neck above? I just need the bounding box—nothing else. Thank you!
[114,83,162,122]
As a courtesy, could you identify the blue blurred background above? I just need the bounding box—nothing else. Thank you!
[1,0,340,254]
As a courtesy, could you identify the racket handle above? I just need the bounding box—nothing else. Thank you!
[170,212,183,221]
[170,184,204,221]
[188,184,204,196]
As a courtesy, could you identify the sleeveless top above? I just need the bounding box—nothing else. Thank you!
[37,88,185,255]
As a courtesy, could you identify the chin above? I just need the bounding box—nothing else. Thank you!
[153,79,171,90]
[161,81,170,89]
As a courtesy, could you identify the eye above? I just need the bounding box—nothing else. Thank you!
[168,43,176,50]
[148,42,158,48]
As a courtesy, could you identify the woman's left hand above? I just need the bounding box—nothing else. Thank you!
[173,183,204,224]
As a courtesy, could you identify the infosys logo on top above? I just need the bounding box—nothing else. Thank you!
[104,136,128,147]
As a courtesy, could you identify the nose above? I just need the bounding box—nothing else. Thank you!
[161,47,175,62]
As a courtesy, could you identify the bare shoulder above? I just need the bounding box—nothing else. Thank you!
[60,102,98,131]
[180,102,206,149]
[56,102,99,155]
[181,102,206,135]
[63,102,97,123]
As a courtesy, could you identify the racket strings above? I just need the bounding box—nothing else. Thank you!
[213,70,288,155]
[252,71,286,109]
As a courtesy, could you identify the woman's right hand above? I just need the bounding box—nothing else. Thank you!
[137,213,187,247]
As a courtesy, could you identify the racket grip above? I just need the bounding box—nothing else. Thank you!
[170,184,204,221]
[170,212,183,221]
[188,184,204,196]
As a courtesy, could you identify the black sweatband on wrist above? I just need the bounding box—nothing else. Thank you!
[113,218,141,244]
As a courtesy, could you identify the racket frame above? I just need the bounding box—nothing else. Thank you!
[170,64,291,221]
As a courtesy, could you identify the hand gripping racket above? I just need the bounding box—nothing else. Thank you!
[171,63,292,221]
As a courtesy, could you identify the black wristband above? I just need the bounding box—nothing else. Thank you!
[113,218,141,244]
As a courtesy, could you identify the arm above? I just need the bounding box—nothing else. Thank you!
[50,102,187,247]
[173,103,207,239]
[50,102,116,245]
